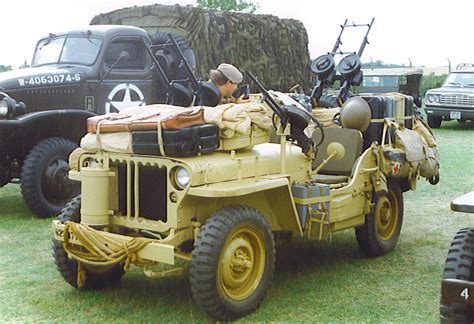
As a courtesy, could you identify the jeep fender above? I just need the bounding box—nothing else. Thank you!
[182,177,303,236]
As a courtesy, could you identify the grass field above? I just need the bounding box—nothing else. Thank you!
[0,121,473,322]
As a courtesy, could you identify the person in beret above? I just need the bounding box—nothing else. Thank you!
[210,63,250,104]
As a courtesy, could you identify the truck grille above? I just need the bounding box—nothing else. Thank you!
[439,94,474,107]
[114,160,168,222]
[8,86,81,112]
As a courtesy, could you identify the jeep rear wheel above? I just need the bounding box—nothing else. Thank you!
[52,196,124,289]
[190,205,275,321]
[21,137,80,218]
[440,228,474,323]
[355,181,403,257]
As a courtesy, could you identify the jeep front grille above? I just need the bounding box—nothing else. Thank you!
[114,160,168,222]
[439,94,474,107]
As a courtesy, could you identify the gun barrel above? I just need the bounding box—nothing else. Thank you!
[246,72,285,121]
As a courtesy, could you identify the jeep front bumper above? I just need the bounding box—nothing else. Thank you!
[442,278,474,305]
[52,220,176,265]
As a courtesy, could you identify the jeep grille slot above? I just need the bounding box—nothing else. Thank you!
[116,161,168,222]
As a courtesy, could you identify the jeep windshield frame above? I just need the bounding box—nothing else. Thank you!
[32,35,103,67]
[442,72,474,88]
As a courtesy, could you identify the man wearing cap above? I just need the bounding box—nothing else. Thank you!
[210,63,250,105]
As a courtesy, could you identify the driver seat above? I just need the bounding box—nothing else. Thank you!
[311,127,363,184]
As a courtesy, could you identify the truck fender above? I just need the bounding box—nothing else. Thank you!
[16,109,95,149]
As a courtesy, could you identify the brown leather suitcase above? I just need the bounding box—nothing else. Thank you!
[87,107,204,133]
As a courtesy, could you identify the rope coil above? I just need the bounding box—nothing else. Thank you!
[62,221,154,286]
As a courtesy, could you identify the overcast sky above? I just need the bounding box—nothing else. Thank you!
[1,0,471,69]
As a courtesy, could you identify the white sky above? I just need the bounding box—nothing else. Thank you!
[1,0,472,68]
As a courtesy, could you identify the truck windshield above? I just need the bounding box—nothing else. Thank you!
[362,76,398,87]
[443,72,474,87]
[32,36,102,66]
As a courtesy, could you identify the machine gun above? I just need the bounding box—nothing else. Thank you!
[310,18,375,106]
[147,33,221,107]
[247,71,323,157]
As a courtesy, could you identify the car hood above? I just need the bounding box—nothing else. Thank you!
[0,66,87,91]
[426,87,474,95]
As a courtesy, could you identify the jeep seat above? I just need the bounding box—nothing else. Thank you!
[311,127,363,184]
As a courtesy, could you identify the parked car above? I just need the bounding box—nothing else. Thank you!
[425,64,474,128]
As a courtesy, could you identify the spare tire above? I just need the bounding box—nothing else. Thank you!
[152,32,197,80]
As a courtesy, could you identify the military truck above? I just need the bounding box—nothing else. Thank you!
[424,64,474,128]
[0,25,197,217]
[360,67,423,107]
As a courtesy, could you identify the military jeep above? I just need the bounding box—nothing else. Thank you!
[0,25,196,217]
[51,65,441,320]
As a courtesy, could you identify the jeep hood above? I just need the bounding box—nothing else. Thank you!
[0,66,87,91]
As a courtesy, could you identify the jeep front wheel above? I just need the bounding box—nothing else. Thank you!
[190,205,275,321]
[355,181,404,257]
[52,196,124,289]
[21,137,80,218]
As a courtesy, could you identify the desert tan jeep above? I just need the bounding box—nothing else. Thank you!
[51,75,439,321]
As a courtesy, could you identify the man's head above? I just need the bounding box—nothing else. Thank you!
[210,63,243,97]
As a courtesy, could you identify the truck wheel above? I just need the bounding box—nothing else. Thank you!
[21,137,80,218]
[355,181,403,257]
[428,115,442,128]
[440,228,474,323]
[190,205,275,321]
[52,196,124,289]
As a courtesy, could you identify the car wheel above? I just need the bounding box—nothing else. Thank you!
[427,115,442,128]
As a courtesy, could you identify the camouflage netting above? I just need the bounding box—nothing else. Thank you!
[90,4,312,92]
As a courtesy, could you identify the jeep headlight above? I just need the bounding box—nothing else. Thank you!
[434,95,440,103]
[172,166,191,190]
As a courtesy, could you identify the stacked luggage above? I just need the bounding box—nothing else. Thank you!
[80,103,272,157]
[360,93,415,150]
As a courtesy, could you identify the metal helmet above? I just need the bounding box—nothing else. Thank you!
[340,96,371,132]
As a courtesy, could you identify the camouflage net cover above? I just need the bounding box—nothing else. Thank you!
[90,4,312,92]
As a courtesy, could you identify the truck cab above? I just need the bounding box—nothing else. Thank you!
[0,25,197,217]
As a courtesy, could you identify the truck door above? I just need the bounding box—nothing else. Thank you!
[94,36,153,115]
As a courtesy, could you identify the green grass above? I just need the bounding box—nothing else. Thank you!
[0,121,473,322]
